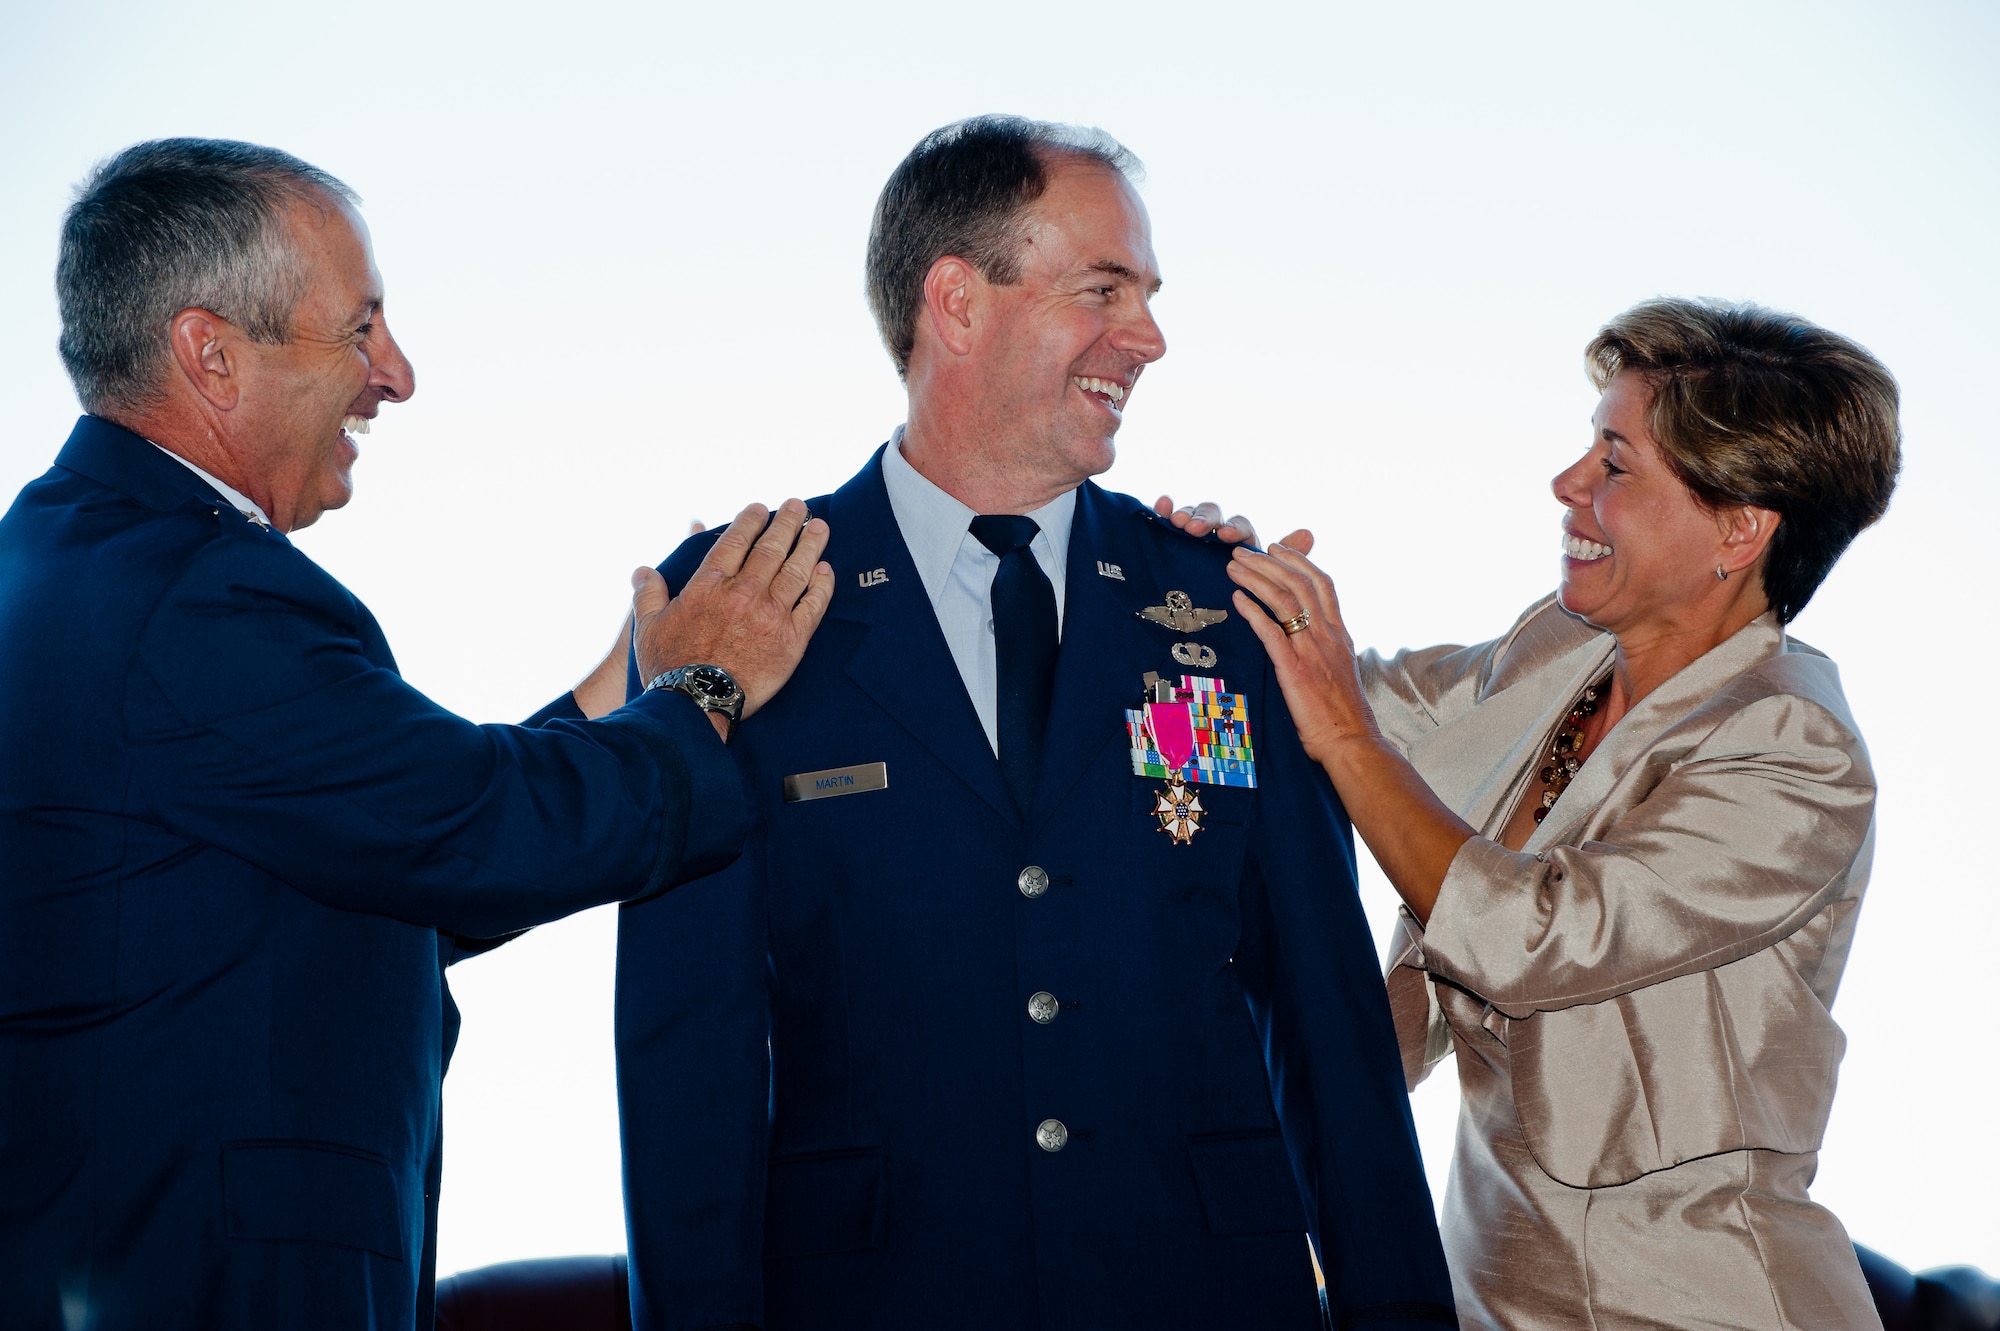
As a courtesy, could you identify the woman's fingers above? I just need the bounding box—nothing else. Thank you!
[1227,547,1319,626]
[1231,588,1291,655]
[1263,542,1345,624]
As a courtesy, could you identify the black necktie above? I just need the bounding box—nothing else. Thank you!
[969,515,1058,816]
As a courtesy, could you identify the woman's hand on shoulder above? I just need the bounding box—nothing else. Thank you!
[1153,495,1313,554]
[1228,541,1475,923]
[1223,543,1371,763]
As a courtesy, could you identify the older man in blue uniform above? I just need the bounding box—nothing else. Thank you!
[0,139,831,1331]
[615,117,1454,1330]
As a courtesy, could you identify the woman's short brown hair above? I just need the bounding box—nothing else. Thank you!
[1585,298,1901,623]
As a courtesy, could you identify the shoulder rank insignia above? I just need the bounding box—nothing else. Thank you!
[1137,589,1227,634]
[1153,776,1205,845]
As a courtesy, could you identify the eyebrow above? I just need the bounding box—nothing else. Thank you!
[1085,260,1163,293]
[348,296,383,325]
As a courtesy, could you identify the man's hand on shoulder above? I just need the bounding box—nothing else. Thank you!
[631,499,834,735]
[1152,495,1313,555]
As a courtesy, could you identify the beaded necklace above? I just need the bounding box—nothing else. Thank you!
[1535,677,1610,824]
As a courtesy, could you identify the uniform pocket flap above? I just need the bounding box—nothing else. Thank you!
[222,1139,404,1260]
[766,1147,885,1258]
[1186,1130,1307,1236]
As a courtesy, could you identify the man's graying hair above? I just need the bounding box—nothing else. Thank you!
[866,115,1143,379]
[57,138,357,413]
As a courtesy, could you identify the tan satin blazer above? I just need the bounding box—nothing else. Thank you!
[1368,595,1875,1189]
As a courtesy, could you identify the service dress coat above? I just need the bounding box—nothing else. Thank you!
[1367,594,1880,1330]
[614,448,1457,1331]
[0,418,748,1331]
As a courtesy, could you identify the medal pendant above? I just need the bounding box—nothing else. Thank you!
[1153,775,1205,845]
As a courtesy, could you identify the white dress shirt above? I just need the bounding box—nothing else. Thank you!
[878,427,1075,755]
[150,442,271,527]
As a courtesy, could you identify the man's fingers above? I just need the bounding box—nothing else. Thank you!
[1155,495,1202,533]
[791,560,836,631]
[739,498,810,583]
[1214,515,1260,547]
[1278,527,1314,555]
[631,566,670,623]
[770,517,831,606]
[699,503,770,579]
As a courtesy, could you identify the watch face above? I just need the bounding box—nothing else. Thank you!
[682,664,737,702]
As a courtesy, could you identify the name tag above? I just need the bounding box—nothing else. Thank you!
[782,761,889,804]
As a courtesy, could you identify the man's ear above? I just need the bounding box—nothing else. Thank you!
[168,309,240,412]
[921,256,977,358]
[1718,503,1781,578]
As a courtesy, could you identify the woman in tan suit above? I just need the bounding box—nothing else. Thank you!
[1223,298,1902,1329]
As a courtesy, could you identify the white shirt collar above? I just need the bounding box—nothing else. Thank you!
[878,424,1076,602]
[149,442,272,527]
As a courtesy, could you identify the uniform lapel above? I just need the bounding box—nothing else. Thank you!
[1026,484,1157,833]
[830,448,1020,826]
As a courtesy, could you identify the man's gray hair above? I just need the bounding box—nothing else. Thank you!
[866,115,1143,379]
[56,138,357,414]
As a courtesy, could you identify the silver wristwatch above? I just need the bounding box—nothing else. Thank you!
[644,663,745,743]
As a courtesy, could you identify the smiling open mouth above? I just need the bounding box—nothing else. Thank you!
[1562,533,1612,562]
[340,414,371,446]
[1072,375,1126,406]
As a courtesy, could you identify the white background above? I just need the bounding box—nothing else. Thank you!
[2,0,1994,1283]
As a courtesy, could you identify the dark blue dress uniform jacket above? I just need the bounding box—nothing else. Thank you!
[615,448,1455,1331]
[0,417,748,1331]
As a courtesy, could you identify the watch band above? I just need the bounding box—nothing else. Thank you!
[644,664,744,743]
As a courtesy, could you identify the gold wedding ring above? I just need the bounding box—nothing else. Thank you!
[1280,610,1312,636]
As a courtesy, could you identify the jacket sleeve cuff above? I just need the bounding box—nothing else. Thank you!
[600,689,750,898]
[521,690,588,728]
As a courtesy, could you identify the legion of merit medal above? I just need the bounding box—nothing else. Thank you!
[1154,776,1205,845]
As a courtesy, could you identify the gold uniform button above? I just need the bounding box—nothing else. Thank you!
[1017,866,1050,899]
[1036,1119,1068,1152]
[1027,992,1059,1024]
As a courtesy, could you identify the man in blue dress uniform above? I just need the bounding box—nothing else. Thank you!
[615,117,1456,1330]
[0,139,832,1331]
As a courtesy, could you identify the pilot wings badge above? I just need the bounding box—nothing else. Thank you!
[1137,590,1227,634]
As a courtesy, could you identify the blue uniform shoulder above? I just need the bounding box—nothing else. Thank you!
[0,461,286,642]
[1101,487,1246,586]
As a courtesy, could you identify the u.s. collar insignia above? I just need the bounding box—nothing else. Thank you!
[1137,590,1227,634]
[1154,775,1205,845]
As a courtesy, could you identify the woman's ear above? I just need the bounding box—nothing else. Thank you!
[1718,503,1781,579]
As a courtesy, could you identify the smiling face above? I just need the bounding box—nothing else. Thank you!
[971,157,1166,488]
[230,197,414,530]
[1553,370,1766,639]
